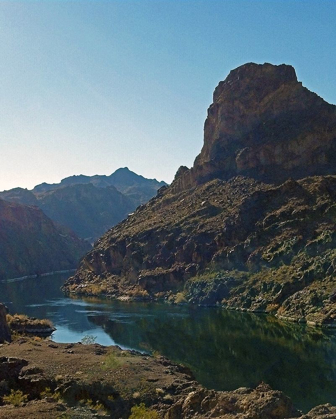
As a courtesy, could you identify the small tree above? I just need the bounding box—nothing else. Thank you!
[81,335,97,345]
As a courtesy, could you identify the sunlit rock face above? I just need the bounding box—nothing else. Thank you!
[172,63,336,192]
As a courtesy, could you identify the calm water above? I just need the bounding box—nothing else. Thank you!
[1,273,336,412]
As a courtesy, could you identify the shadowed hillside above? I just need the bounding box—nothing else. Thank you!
[0,199,90,280]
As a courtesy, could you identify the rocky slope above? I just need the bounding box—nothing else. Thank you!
[63,63,336,326]
[0,168,166,243]
[0,199,90,280]
[1,338,336,418]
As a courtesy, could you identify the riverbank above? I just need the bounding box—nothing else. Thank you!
[1,338,336,418]
[62,284,336,330]
[3,275,336,413]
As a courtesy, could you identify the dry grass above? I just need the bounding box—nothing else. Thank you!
[6,314,54,335]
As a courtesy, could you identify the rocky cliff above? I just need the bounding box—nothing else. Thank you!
[172,63,336,192]
[0,168,166,242]
[0,199,90,280]
[63,63,336,326]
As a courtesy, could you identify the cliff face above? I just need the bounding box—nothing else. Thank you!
[0,199,90,280]
[172,63,336,192]
[63,63,336,325]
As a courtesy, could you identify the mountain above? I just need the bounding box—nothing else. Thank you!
[172,63,336,192]
[0,168,166,242]
[32,167,166,204]
[0,198,90,280]
[63,63,336,327]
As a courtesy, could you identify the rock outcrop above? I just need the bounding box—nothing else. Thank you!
[0,304,11,343]
[6,314,55,337]
[63,63,336,326]
[0,199,90,280]
[172,63,336,192]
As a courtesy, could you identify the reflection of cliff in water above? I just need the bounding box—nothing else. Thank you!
[0,273,69,314]
[89,306,336,412]
[0,274,97,333]
[2,274,336,412]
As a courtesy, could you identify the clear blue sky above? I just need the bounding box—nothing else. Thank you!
[0,0,335,191]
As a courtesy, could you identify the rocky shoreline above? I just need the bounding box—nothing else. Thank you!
[1,339,336,418]
[63,174,336,328]
[1,304,336,417]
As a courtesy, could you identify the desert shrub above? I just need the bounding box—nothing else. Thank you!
[101,352,122,370]
[174,292,187,304]
[40,387,53,398]
[81,334,97,345]
[40,387,62,401]
[3,389,28,406]
[129,403,159,419]
[86,398,104,409]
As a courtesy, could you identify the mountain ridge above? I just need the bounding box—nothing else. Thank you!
[0,167,167,242]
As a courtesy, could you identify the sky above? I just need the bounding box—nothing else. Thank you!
[0,0,335,191]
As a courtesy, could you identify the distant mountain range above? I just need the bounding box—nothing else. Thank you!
[0,167,166,279]
[0,167,166,243]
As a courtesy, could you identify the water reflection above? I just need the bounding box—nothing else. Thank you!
[1,274,336,412]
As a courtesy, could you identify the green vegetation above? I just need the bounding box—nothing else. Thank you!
[101,351,123,370]
[83,398,106,412]
[3,389,28,406]
[40,387,62,401]
[81,334,97,345]
[129,403,159,419]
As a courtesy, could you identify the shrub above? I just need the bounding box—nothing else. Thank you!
[101,352,122,370]
[81,335,97,345]
[129,403,159,419]
[40,387,62,401]
[3,389,28,406]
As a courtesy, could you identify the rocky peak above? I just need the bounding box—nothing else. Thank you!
[172,62,336,192]
[212,62,297,103]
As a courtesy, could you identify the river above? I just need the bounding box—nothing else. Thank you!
[1,272,336,412]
